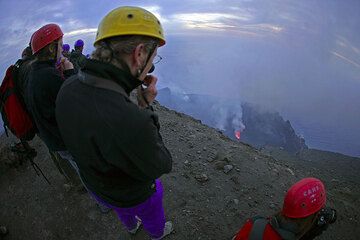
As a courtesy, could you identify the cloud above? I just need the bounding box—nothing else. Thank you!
[331,51,360,69]
[34,0,71,14]
[236,23,283,35]
[352,46,360,54]
[2,18,44,46]
[53,13,64,18]
[62,18,86,30]
[65,28,97,37]
[169,12,283,37]
[172,12,252,24]
[336,35,360,55]
[336,39,347,48]
[0,0,76,66]
[181,21,237,31]
[140,5,169,24]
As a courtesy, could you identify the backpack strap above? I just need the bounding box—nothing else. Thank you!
[13,59,24,68]
[77,70,128,98]
[269,216,297,240]
[3,123,9,137]
[12,59,24,83]
[249,216,268,240]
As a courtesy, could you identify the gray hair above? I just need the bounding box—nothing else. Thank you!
[91,35,159,70]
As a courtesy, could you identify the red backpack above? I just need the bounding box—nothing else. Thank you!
[0,61,36,140]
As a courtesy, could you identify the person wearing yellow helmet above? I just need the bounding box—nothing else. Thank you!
[55,6,173,240]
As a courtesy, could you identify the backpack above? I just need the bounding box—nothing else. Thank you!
[0,60,37,140]
[248,216,296,240]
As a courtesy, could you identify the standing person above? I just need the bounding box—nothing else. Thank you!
[8,45,37,154]
[56,6,173,239]
[21,46,32,59]
[62,44,70,59]
[26,23,82,188]
[69,39,86,72]
[15,46,35,104]
[233,178,336,240]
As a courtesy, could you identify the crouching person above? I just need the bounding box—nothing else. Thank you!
[233,178,336,240]
[56,6,173,240]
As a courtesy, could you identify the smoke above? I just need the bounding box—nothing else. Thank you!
[183,95,190,102]
[231,105,246,132]
[207,99,246,133]
[157,87,246,137]
[232,116,245,132]
[211,104,229,131]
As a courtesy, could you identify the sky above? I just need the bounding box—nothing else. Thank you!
[0,0,359,156]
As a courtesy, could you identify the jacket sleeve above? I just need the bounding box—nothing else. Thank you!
[105,110,172,182]
[64,69,75,79]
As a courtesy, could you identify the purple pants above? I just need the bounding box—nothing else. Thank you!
[92,179,165,238]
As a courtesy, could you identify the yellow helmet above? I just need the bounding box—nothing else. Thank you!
[94,6,166,46]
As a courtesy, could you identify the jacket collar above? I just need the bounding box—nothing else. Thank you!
[82,59,142,94]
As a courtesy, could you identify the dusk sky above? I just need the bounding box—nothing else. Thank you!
[1,0,359,156]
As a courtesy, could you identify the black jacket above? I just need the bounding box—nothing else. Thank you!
[69,50,86,72]
[13,57,35,101]
[56,59,172,207]
[26,60,74,151]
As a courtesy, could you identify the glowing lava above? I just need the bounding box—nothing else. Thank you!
[235,130,241,140]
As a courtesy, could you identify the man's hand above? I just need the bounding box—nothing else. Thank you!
[137,75,158,108]
[57,57,74,73]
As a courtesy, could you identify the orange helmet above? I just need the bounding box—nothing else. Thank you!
[31,23,63,54]
[282,178,326,218]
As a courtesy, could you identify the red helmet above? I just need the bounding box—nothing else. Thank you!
[282,178,326,218]
[31,23,63,54]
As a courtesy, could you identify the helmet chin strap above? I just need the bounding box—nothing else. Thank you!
[136,63,155,79]
[54,41,61,65]
[136,42,157,79]
[148,64,155,73]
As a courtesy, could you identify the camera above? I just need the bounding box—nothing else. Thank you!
[300,207,337,240]
[317,207,337,226]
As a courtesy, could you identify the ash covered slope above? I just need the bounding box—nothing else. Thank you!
[0,102,359,240]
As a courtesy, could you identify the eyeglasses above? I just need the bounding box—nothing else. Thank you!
[153,55,162,64]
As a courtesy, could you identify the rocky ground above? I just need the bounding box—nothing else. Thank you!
[0,102,359,240]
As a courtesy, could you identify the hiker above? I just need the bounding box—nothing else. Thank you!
[10,46,37,154]
[0,42,37,155]
[62,44,70,58]
[15,46,34,108]
[25,23,83,188]
[233,177,336,240]
[14,46,35,102]
[56,6,173,239]
[21,46,32,59]
[69,39,86,72]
